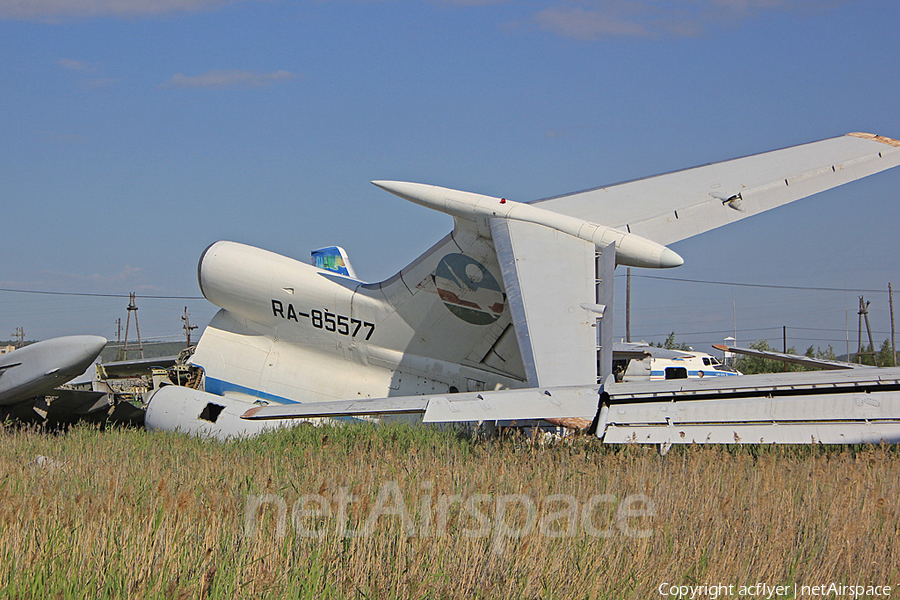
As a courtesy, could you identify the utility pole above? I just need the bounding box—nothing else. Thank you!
[115,318,122,361]
[625,268,632,343]
[857,296,877,366]
[846,310,851,364]
[783,325,787,372]
[890,283,896,367]
[122,292,144,360]
[182,307,197,345]
[11,327,24,349]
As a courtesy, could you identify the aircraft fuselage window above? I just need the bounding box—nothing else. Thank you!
[665,367,688,380]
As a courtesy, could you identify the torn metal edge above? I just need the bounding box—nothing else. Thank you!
[848,132,900,147]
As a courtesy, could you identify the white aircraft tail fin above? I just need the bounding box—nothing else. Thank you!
[359,222,528,386]
[360,217,619,391]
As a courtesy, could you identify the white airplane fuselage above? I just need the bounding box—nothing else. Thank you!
[0,336,107,406]
[193,240,525,404]
[145,237,530,438]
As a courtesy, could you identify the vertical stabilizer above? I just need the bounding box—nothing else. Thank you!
[358,221,527,386]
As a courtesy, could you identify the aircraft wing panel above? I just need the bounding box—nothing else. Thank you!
[710,344,872,370]
[601,391,900,446]
[489,219,597,387]
[531,133,900,246]
[423,386,598,422]
[242,385,600,422]
[35,390,110,420]
[603,422,900,446]
[243,397,430,419]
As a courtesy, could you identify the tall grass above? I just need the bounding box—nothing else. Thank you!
[0,422,897,598]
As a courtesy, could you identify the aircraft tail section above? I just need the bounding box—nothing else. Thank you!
[361,216,618,391]
[359,221,527,386]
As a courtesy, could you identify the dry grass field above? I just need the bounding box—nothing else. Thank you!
[0,421,898,599]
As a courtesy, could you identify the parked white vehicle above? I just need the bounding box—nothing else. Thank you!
[613,343,741,382]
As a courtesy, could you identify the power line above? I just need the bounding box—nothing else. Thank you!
[631,326,788,337]
[627,274,888,294]
[0,287,203,300]
[633,328,893,338]
[791,325,893,334]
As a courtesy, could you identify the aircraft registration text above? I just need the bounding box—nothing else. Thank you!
[271,300,375,340]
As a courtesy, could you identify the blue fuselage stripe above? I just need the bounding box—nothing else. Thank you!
[650,370,737,378]
[203,376,301,404]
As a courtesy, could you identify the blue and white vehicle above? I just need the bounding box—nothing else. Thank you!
[613,343,740,382]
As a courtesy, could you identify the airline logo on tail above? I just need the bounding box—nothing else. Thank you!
[430,254,505,325]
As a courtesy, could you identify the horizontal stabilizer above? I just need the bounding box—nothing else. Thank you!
[605,366,900,401]
[423,386,598,422]
[532,132,900,246]
[599,367,900,446]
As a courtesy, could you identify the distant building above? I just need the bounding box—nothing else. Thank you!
[0,345,16,355]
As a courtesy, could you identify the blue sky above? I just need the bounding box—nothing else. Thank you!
[2,0,899,357]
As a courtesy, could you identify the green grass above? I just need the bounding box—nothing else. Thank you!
[1,422,898,598]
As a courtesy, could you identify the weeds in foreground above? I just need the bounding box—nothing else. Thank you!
[0,422,897,599]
